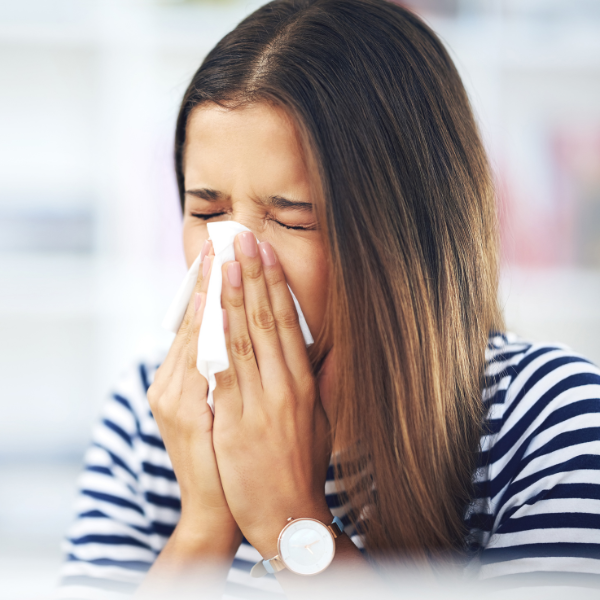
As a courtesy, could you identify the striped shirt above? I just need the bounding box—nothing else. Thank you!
[56,331,600,598]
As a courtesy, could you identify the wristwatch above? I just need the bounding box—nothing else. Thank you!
[251,516,344,577]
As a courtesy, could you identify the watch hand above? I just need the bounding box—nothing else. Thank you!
[305,540,320,548]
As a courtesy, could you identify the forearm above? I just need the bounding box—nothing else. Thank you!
[135,517,241,600]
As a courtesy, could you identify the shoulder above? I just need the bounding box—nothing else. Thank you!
[108,351,164,421]
[77,348,170,494]
[90,350,173,488]
[483,331,600,464]
[472,332,600,583]
[87,352,167,463]
[58,351,176,597]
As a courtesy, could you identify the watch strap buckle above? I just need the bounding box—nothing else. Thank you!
[327,516,344,539]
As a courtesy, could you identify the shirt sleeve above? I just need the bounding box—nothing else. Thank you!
[55,362,164,600]
[476,344,600,588]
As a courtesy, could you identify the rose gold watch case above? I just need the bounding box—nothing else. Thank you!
[276,517,336,576]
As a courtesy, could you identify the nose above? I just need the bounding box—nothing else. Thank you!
[228,208,264,241]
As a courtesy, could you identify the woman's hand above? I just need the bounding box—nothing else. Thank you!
[213,232,332,558]
[147,240,241,555]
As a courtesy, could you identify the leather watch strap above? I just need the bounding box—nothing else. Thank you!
[328,516,344,538]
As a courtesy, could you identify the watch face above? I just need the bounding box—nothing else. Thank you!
[278,518,335,575]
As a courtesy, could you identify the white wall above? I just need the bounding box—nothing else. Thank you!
[0,0,266,459]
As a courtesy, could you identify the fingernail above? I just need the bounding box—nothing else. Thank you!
[227,261,242,287]
[222,308,228,332]
[258,241,276,267]
[200,239,211,262]
[239,231,257,258]
[194,292,205,313]
[202,256,211,278]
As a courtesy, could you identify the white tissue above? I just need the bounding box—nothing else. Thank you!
[162,221,313,411]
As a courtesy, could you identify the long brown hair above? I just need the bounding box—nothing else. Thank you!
[174,0,504,562]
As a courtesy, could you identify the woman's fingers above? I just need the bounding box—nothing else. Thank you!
[163,287,209,413]
[219,261,263,404]
[232,232,287,381]
[178,299,213,434]
[149,286,209,423]
[166,250,215,394]
[154,241,214,387]
[213,308,244,422]
[257,241,312,382]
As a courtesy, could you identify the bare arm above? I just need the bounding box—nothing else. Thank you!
[213,235,396,600]
[135,515,241,599]
[136,243,240,599]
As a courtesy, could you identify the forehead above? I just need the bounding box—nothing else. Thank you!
[184,102,309,195]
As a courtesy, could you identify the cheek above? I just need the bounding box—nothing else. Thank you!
[182,220,209,269]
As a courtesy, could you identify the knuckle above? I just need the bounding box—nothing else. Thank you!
[147,383,160,408]
[274,307,299,331]
[179,312,193,336]
[228,293,245,310]
[231,335,255,362]
[149,391,174,421]
[265,268,286,287]
[185,349,197,371]
[218,369,238,390]
[251,306,276,332]
[244,262,263,281]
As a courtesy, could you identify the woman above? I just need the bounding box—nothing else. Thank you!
[58,0,600,598]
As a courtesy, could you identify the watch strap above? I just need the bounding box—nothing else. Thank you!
[250,554,286,578]
[250,516,344,578]
[328,516,344,538]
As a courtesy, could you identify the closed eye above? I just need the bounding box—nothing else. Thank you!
[191,212,317,231]
[190,211,228,221]
[273,220,317,231]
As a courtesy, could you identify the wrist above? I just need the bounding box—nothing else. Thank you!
[174,511,242,560]
[249,501,333,559]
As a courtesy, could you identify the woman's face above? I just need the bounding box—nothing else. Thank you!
[182,102,329,344]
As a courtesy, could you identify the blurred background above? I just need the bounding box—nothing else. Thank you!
[0,0,599,597]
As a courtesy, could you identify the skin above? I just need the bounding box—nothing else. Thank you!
[181,102,329,340]
[138,103,384,599]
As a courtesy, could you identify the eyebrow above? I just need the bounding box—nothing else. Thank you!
[185,188,313,211]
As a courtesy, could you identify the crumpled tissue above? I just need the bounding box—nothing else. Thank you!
[162,221,313,411]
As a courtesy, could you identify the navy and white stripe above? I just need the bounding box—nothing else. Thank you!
[466,333,600,585]
[56,332,600,598]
